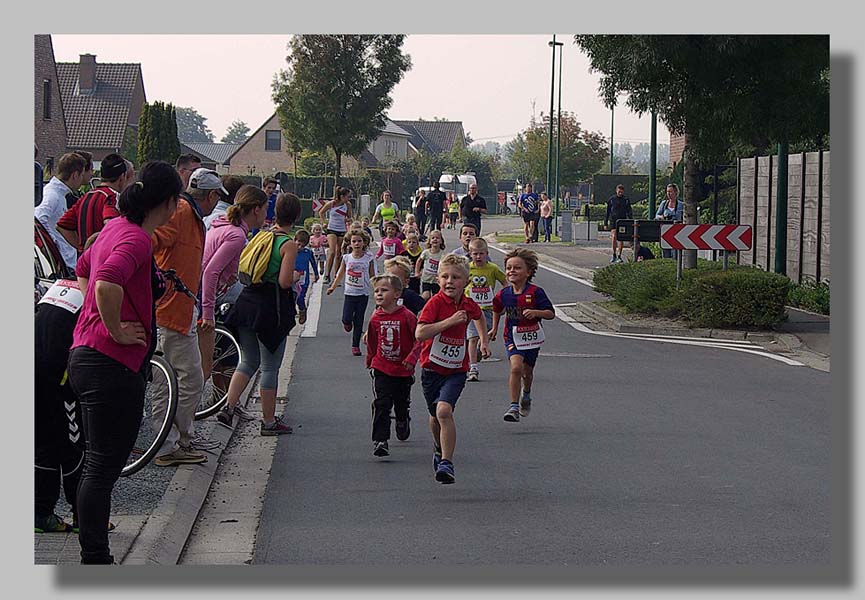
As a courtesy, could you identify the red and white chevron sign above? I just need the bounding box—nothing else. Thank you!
[660,224,753,251]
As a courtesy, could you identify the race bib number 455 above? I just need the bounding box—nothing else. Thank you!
[512,322,545,350]
[429,333,466,368]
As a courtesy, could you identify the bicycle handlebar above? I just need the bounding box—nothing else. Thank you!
[160,268,197,300]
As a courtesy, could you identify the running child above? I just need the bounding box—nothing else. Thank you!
[402,214,420,239]
[366,274,422,457]
[464,238,507,382]
[449,222,477,257]
[309,222,328,276]
[447,193,460,229]
[384,255,426,316]
[416,254,491,484]
[293,229,319,325]
[400,231,423,293]
[375,220,406,262]
[327,229,375,356]
[489,248,556,422]
[360,216,374,242]
[416,229,445,300]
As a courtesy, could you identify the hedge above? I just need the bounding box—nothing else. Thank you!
[787,278,830,315]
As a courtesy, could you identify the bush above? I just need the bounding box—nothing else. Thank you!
[303,216,323,232]
[679,269,791,329]
[788,278,830,315]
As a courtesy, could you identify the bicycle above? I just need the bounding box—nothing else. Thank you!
[157,269,244,420]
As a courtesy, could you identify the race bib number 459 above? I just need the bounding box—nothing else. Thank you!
[512,322,545,350]
[429,333,466,368]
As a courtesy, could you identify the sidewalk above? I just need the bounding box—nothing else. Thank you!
[486,231,830,369]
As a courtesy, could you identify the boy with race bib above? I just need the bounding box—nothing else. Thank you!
[327,229,375,356]
[416,254,490,484]
[490,248,555,422]
[465,238,507,382]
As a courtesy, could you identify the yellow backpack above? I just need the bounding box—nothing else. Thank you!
[238,230,277,286]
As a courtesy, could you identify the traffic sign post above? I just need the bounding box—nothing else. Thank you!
[615,219,663,243]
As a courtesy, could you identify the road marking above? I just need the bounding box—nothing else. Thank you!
[487,241,594,287]
[555,307,804,367]
[300,278,324,338]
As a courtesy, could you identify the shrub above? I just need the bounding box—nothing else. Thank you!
[303,216,323,232]
[679,268,791,329]
[788,278,830,315]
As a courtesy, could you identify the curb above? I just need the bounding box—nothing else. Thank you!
[485,234,597,283]
[122,381,255,565]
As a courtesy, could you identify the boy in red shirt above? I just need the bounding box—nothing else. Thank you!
[366,275,422,457]
[416,254,491,484]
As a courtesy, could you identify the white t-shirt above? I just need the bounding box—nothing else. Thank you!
[342,252,375,296]
[419,249,444,283]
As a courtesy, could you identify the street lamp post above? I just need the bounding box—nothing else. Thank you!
[546,35,557,213]
[550,38,563,237]
[610,105,615,174]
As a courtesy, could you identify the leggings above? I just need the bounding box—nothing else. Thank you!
[67,346,144,564]
[235,327,287,391]
[342,294,369,348]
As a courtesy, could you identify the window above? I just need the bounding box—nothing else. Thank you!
[265,130,281,152]
[42,80,51,120]
[385,139,397,157]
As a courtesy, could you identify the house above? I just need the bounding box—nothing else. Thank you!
[342,119,412,173]
[56,53,146,167]
[182,142,241,173]
[392,119,467,155]
[34,34,68,176]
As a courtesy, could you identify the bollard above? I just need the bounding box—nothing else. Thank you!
[560,210,573,242]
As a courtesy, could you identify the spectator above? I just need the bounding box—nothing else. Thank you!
[539,193,553,242]
[426,181,446,232]
[636,244,655,261]
[371,190,401,239]
[35,152,87,273]
[261,176,279,229]
[655,183,684,259]
[460,183,487,236]
[150,168,226,468]
[56,153,135,254]
[604,184,633,263]
[35,143,44,207]
[65,151,94,210]
[204,174,245,230]
[175,154,203,190]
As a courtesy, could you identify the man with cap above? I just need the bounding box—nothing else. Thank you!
[56,153,135,254]
[150,168,227,468]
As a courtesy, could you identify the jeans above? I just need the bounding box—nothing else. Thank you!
[342,294,369,348]
[235,327,287,390]
[68,346,144,564]
[531,214,541,242]
[542,216,553,242]
[416,212,427,236]
[430,208,443,231]
[297,282,310,312]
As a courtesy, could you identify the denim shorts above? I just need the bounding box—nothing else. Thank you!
[421,369,467,416]
[466,309,493,339]
[505,342,540,367]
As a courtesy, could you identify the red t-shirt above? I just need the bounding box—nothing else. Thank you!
[57,186,120,252]
[417,291,482,374]
[366,305,421,377]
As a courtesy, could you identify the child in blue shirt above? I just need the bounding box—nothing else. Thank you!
[294,229,319,325]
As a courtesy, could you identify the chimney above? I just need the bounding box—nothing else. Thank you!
[79,54,96,95]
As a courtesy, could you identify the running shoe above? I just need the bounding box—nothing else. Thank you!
[610,254,618,263]
[519,392,532,417]
[395,418,411,441]
[34,514,72,533]
[435,459,455,484]
[466,367,479,382]
[261,415,293,436]
[373,440,389,457]
[343,322,353,332]
[323,276,330,284]
[503,404,520,422]
[216,405,234,428]
[433,446,443,472]
[233,404,256,421]
[190,435,221,452]
[154,445,207,466]
[298,310,307,325]
[351,347,362,356]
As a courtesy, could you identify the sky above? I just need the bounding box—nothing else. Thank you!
[50,34,670,149]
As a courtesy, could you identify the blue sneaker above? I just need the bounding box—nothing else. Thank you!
[433,446,442,472]
[435,459,455,484]
[519,392,532,417]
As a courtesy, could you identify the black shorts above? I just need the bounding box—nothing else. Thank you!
[522,213,535,223]
[421,281,440,295]
[326,229,346,237]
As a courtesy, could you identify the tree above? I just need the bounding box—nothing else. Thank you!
[575,34,829,267]
[272,35,411,197]
[174,106,215,143]
[137,101,180,165]
[221,120,251,144]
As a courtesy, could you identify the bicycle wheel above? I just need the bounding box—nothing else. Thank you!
[121,355,178,477]
[195,325,242,420]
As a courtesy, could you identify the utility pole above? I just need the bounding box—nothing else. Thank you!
[774,141,789,274]
[649,110,657,217]
[546,34,557,205]
[551,38,563,236]
[610,105,615,174]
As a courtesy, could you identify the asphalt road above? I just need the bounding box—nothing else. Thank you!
[254,216,832,568]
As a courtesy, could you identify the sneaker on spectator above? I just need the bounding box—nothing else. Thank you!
[503,404,520,422]
[154,445,207,467]
[435,459,455,484]
[35,513,72,533]
[191,435,221,452]
[395,418,411,441]
[233,404,256,422]
[610,254,618,263]
[261,415,293,436]
[373,440,389,457]
[216,405,234,428]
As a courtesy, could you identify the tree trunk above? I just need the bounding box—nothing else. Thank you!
[334,149,342,198]
[682,144,700,269]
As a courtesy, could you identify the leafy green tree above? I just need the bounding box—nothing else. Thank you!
[272,35,411,196]
[137,101,180,165]
[221,120,251,144]
[575,34,829,267]
[174,106,215,143]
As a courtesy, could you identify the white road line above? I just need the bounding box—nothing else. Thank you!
[487,241,594,287]
[556,309,803,367]
[300,278,324,338]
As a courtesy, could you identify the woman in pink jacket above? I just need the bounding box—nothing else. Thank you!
[199,185,268,385]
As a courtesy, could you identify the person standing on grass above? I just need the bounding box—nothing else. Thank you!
[605,184,633,263]
[218,193,301,434]
[490,248,556,423]
[416,254,491,485]
[655,183,684,258]
[539,192,553,242]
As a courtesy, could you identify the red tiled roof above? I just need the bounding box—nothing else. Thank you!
[56,62,142,149]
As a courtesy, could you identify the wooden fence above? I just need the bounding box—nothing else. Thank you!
[737,151,830,283]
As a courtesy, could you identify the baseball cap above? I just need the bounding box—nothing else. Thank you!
[190,168,229,195]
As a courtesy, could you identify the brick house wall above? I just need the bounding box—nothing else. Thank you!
[34,35,67,176]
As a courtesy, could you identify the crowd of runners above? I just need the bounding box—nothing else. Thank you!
[33,151,556,563]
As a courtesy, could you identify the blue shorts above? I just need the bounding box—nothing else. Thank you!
[421,369,467,416]
[504,341,540,367]
[466,309,493,339]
